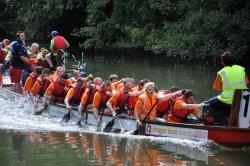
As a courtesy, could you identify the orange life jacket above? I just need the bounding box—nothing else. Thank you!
[37,76,51,96]
[86,86,97,105]
[98,90,110,109]
[54,36,66,50]
[116,92,135,115]
[53,80,67,103]
[156,100,171,116]
[29,72,39,83]
[71,84,86,104]
[169,98,190,123]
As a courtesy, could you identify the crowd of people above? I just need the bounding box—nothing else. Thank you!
[0,31,249,128]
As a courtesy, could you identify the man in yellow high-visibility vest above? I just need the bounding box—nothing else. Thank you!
[208,51,249,126]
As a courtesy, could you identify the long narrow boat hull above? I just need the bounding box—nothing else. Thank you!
[0,86,250,148]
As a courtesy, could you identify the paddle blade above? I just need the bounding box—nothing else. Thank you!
[131,124,145,135]
[103,119,115,133]
[34,110,42,115]
[76,120,82,127]
[61,112,71,123]
[131,129,139,135]
[95,121,102,132]
[34,107,45,115]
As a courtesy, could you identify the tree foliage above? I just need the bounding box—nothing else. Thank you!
[0,0,86,42]
[0,0,249,58]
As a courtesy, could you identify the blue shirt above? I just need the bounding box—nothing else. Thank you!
[11,40,27,57]
[11,40,28,68]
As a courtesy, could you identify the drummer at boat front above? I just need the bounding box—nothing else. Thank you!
[64,77,87,112]
[166,89,204,124]
[207,51,249,126]
[39,73,70,112]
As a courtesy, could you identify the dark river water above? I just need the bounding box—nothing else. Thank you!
[0,51,249,165]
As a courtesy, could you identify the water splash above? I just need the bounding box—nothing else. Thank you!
[0,97,223,153]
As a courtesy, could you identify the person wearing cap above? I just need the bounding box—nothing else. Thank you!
[10,31,29,93]
[49,30,69,68]
[207,51,249,126]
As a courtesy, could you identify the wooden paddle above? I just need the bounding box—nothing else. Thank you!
[96,106,106,132]
[103,95,129,133]
[76,107,87,127]
[61,110,71,123]
[132,100,158,135]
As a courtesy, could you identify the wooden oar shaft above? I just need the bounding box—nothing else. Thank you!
[114,95,129,117]
[141,100,158,123]
[132,100,158,135]
[103,95,129,132]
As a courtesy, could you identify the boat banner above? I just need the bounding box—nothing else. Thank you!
[238,89,250,128]
[145,124,208,140]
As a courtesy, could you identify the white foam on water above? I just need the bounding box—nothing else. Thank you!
[0,97,219,150]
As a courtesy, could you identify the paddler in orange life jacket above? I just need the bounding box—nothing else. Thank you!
[93,77,103,90]
[23,66,43,94]
[92,80,112,124]
[156,86,182,121]
[109,74,125,94]
[167,89,204,124]
[132,79,150,93]
[50,30,69,68]
[69,69,81,84]
[77,81,97,124]
[134,82,158,125]
[39,73,70,112]
[30,68,51,97]
[106,78,137,117]
[64,77,87,112]
[49,66,65,82]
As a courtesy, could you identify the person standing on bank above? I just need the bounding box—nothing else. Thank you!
[10,31,29,93]
[50,30,69,69]
[208,51,249,126]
